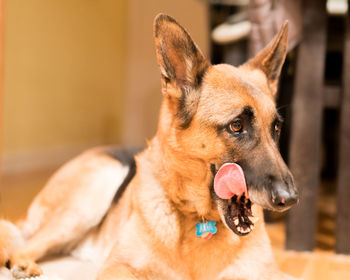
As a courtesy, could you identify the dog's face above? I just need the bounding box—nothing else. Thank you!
[153,14,298,234]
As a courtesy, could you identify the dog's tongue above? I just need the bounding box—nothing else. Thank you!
[214,163,248,199]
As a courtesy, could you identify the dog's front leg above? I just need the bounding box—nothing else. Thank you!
[97,263,138,280]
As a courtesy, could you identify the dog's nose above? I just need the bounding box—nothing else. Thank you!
[271,182,298,208]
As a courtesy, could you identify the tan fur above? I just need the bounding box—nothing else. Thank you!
[0,14,297,280]
[0,221,24,267]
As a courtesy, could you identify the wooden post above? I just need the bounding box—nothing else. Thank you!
[336,3,350,254]
[286,0,327,251]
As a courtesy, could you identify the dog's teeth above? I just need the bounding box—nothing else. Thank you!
[237,226,243,232]
[245,227,251,233]
[250,224,255,230]
[233,217,239,226]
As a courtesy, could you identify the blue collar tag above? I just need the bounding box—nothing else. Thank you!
[195,221,217,240]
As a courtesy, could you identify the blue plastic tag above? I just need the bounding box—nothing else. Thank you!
[195,221,217,240]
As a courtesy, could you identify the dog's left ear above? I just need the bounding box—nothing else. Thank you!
[247,21,288,95]
[153,14,210,95]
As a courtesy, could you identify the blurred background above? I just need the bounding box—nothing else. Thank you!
[1,0,350,279]
[0,0,209,216]
[1,0,209,175]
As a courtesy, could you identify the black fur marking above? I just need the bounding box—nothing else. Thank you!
[5,260,10,269]
[178,88,188,114]
[210,163,217,176]
[178,114,193,129]
[103,146,143,204]
[177,89,194,129]
[242,106,255,119]
[112,158,137,204]
[176,66,208,129]
[194,64,209,88]
[106,146,143,166]
[209,164,219,200]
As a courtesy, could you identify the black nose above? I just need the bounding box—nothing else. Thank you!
[271,182,298,209]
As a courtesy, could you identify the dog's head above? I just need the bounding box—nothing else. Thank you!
[153,14,298,235]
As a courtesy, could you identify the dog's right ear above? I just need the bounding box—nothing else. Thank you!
[153,14,210,97]
[246,22,288,96]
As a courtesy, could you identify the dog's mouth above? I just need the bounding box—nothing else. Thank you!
[212,163,257,236]
[223,194,257,236]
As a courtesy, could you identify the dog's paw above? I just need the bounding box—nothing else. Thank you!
[11,260,43,279]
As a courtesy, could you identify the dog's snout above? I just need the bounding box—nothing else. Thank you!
[271,181,298,209]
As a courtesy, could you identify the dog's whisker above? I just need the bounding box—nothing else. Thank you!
[276,103,291,111]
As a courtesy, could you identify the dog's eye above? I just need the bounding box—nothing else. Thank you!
[228,120,243,134]
[274,123,280,133]
[271,120,282,141]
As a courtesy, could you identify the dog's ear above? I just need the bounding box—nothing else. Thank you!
[153,14,210,95]
[247,21,288,95]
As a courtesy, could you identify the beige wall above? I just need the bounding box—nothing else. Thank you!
[2,0,127,173]
[1,0,209,174]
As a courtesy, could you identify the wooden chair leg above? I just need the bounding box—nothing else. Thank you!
[286,0,327,251]
[335,3,350,254]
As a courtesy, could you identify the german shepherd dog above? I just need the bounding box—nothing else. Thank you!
[0,14,299,280]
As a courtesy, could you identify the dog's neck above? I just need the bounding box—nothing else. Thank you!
[144,135,220,221]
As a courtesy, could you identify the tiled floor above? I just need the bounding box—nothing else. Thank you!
[1,168,350,279]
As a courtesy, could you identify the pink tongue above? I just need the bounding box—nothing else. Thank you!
[214,163,248,199]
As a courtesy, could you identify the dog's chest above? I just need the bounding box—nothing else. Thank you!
[176,224,241,279]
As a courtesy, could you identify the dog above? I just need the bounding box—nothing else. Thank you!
[0,14,299,280]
